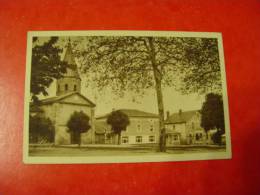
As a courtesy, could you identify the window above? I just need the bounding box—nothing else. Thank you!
[136,136,142,143]
[195,133,203,141]
[149,136,155,142]
[137,122,141,132]
[122,136,128,144]
[191,122,195,130]
[150,120,154,131]
[65,84,68,91]
[172,125,175,131]
[173,134,179,141]
[57,84,60,91]
[73,85,77,91]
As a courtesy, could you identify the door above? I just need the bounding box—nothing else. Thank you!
[71,131,80,144]
[95,134,105,144]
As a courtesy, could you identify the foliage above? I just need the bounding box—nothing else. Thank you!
[212,130,224,145]
[31,37,68,102]
[178,38,221,94]
[67,111,91,133]
[107,110,130,144]
[29,114,55,143]
[80,36,182,94]
[201,93,225,144]
[201,93,225,132]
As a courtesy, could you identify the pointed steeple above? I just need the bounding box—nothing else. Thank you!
[56,38,81,96]
[63,39,77,68]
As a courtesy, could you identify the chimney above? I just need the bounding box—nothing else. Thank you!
[166,111,170,120]
[179,109,182,116]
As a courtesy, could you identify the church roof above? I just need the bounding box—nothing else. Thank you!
[39,92,96,107]
[96,109,158,119]
[165,110,200,124]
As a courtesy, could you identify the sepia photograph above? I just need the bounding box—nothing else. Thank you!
[23,31,231,164]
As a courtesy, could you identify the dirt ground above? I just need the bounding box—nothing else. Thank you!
[29,145,226,157]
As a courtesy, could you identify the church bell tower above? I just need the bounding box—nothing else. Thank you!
[56,40,81,96]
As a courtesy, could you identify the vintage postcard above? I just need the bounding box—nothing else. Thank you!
[23,31,231,164]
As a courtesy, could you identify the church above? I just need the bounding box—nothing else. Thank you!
[30,41,96,145]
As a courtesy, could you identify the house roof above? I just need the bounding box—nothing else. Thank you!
[165,110,200,124]
[39,92,96,107]
[96,109,159,119]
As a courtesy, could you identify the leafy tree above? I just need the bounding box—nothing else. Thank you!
[31,37,68,102]
[29,114,55,143]
[67,111,91,146]
[79,36,222,151]
[107,110,130,144]
[201,93,225,145]
[178,38,221,94]
[211,130,224,145]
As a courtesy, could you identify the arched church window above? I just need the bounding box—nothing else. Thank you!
[65,84,68,91]
[74,85,77,91]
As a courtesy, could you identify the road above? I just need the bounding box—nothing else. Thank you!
[29,145,226,157]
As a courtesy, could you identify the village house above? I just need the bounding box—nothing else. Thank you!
[29,41,96,145]
[95,109,160,145]
[165,109,215,146]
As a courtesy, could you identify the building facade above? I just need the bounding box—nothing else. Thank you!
[30,41,96,145]
[95,109,160,145]
[165,110,211,146]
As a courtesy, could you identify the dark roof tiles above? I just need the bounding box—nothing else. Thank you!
[165,110,200,124]
[96,109,158,119]
[39,92,96,107]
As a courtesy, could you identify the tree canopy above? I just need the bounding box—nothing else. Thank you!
[80,36,183,95]
[107,110,130,144]
[201,93,225,132]
[201,93,225,144]
[29,114,55,143]
[31,37,68,102]
[79,36,221,95]
[67,111,91,146]
[178,38,221,94]
[67,111,91,133]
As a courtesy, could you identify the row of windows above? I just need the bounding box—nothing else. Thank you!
[166,122,198,131]
[121,136,155,144]
[58,84,77,92]
[136,124,154,132]
[188,133,204,141]
[166,134,179,141]
[167,133,205,142]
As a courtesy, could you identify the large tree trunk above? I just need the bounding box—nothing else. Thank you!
[78,133,81,147]
[118,132,121,145]
[147,37,166,152]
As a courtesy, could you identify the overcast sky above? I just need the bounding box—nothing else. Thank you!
[44,79,204,116]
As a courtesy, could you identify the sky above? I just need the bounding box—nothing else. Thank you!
[36,36,205,116]
[44,78,204,116]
